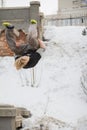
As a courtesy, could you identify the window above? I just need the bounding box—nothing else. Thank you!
[73,0,78,5]
[81,0,87,7]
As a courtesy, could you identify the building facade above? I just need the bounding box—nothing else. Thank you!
[58,0,87,11]
[45,0,87,26]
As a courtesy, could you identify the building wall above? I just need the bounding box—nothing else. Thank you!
[0,8,29,21]
[44,0,87,26]
[58,0,87,11]
[58,0,73,11]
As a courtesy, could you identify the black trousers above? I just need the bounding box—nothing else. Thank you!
[15,52,41,69]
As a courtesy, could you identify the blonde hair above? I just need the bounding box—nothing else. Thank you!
[14,56,30,70]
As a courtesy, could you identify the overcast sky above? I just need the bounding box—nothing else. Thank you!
[2,0,58,15]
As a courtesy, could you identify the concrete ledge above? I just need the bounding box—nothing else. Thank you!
[0,105,16,130]
[0,104,14,108]
[0,104,32,130]
[17,107,32,118]
[0,108,16,117]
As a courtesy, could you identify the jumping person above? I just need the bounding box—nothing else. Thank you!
[3,21,46,70]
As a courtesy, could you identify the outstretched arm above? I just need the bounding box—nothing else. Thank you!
[38,39,46,49]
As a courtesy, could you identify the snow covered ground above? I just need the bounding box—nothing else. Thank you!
[0,26,87,130]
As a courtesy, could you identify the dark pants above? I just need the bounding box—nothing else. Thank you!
[15,52,41,69]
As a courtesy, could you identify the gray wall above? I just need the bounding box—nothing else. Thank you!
[0,8,29,21]
[0,1,41,32]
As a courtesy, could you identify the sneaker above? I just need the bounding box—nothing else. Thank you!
[2,22,14,29]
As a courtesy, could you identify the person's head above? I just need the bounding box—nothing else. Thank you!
[30,19,37,24]
[14,56,30,70]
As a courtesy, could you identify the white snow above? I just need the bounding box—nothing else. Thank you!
[0,26,87,130]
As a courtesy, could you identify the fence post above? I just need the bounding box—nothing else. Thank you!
[30,1,40,23]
